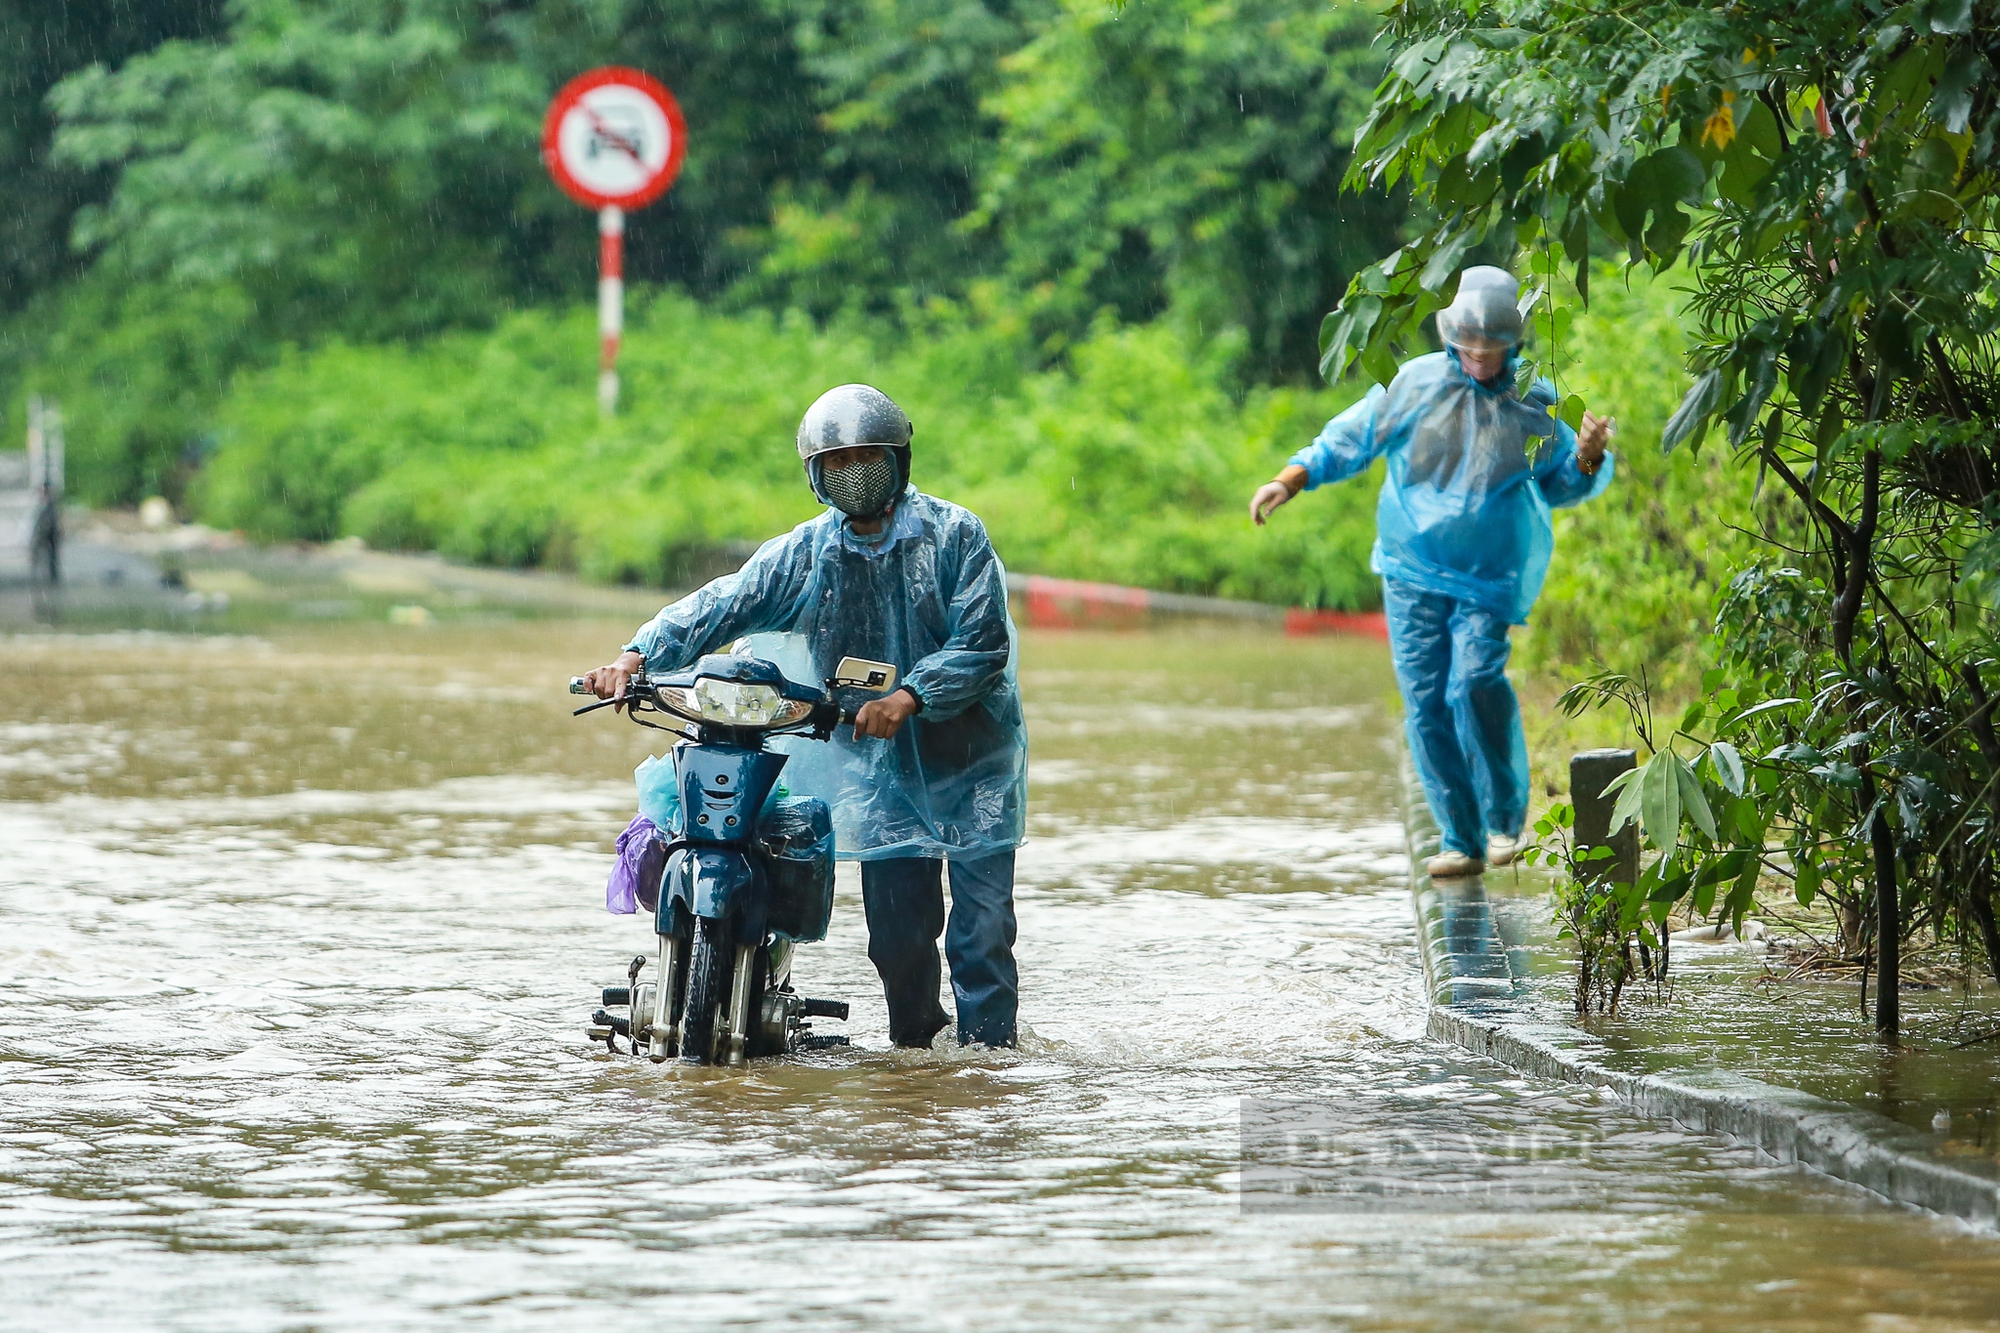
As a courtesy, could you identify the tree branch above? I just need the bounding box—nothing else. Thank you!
[1928,333,1971,423]
[1831,450,1879,668]
[1958,663,2000,989]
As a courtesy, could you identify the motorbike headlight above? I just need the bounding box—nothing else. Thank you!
[687,676,814,728]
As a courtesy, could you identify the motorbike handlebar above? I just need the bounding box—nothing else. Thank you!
[568,674,859,731]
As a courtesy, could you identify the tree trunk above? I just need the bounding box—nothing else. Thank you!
[1970,873,2000,992]
[1836,897,1865,957]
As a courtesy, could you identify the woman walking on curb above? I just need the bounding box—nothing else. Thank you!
[1249,266,1617,879]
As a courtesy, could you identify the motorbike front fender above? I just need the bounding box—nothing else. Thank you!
[689,848,758,922]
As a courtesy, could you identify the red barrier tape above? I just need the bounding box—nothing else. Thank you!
[1012,574,1386,638]
[1018,576,1151,630]
[1283,609,1389,640]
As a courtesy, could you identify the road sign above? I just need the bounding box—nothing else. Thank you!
[542,69,687,416]
[542,67,687,211]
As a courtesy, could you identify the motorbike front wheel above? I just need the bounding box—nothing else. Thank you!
[679,916,733,1065]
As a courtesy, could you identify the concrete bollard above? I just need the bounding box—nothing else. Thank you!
[1570,749,1639,886]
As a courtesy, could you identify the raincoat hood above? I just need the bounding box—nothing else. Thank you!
[1436,265,1524,354]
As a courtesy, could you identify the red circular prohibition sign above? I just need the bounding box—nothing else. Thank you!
[541,67,687,210]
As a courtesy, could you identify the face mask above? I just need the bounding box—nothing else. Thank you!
[818,453,901,519]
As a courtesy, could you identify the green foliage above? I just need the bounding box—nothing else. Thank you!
[198,273,1772,627]
[726,0,1029,318]
[49,0,570,341]
[974,0,1398,380]
[41,0,841,329]
[1541,671,1773,1012]
[1518,269,1765,691]
[27,0,1408,356]
[199,291,1380,604]
[1521,802,1652,1016]
[0,0,226,312]
[12,274,263,505]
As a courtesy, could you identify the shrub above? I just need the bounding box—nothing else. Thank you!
[199,291,1385,606]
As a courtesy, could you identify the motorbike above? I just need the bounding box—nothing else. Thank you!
[569,650,899,1066]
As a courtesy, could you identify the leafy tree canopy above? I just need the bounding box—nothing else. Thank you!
[0,0,226,312]
[973,0,1396,379]
[31,0,1398,363]
[45,0,826,340]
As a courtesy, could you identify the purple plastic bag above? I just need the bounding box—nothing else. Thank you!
[607,814,662,914]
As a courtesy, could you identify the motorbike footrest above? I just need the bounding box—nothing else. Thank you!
[798,1033,850,1050]
[800,997,849,1021]
[593,1008,633,1039]
[601,987,632,1007]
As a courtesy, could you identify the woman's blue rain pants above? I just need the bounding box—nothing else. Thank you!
[1383,578,1529,859]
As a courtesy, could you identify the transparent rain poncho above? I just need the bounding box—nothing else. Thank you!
[624,486,1028,861]
[1289,350,1614,625]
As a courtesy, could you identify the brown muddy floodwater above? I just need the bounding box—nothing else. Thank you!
[3,620,2000,1332]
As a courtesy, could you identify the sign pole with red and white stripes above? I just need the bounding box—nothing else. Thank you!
[598,205,624,416]
[542,68,686,419]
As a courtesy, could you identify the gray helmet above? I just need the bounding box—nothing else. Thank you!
[796,384,914,521]
[795,383,913,460]
[1436,265,1523,353]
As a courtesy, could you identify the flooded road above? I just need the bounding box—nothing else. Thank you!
[4,621,2000,1331]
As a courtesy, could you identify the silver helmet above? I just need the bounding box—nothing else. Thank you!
[796,383,913,460]
[796,384,913,520]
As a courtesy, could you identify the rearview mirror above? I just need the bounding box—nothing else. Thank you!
[830,657,898,692]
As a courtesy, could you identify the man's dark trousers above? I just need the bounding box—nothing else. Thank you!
[860,852,1018,1047]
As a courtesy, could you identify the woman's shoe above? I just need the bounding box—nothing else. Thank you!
[1425,850,1485,878]
[1486,834,1520,867]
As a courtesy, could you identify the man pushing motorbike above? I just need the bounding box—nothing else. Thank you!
[581,384,1028,1049]
[1249,266,1616,880]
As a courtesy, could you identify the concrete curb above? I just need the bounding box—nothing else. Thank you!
[1399,753,2000,1229]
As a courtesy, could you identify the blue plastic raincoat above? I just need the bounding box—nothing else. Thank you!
[1290,348,1614,858]
[624,486,1028,861]
[1289,351,1613,625]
